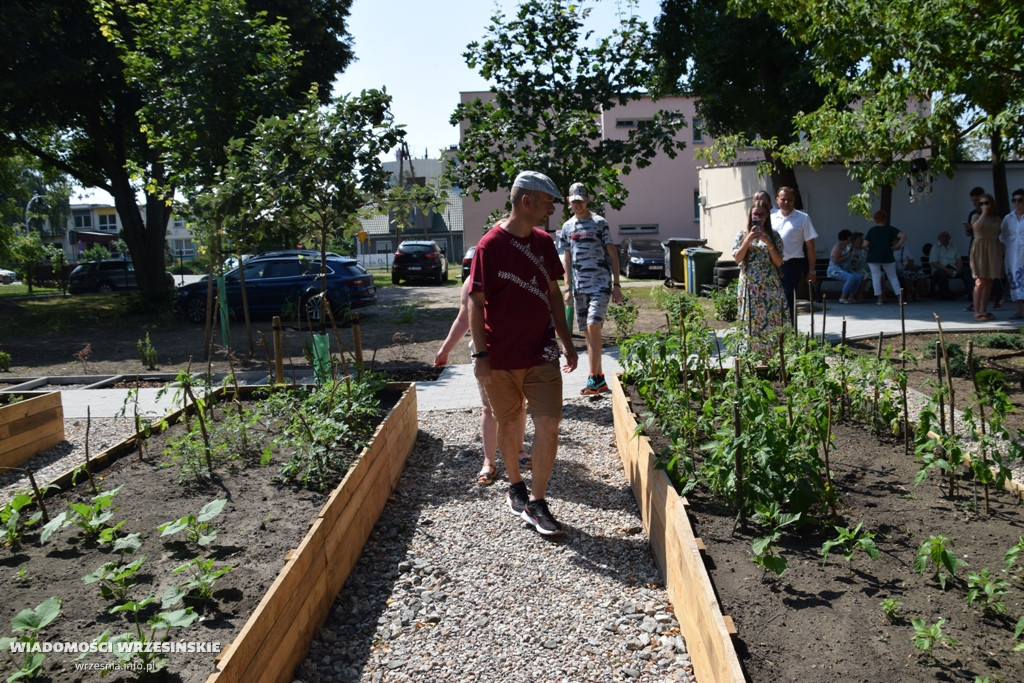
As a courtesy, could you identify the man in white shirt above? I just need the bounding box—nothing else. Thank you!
[770,186,818,322]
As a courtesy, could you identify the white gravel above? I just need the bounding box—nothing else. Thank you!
[295,398,696,683]
[0,416,138,506]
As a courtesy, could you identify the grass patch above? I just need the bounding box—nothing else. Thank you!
[0,295,177,338]
[0,284,64,299]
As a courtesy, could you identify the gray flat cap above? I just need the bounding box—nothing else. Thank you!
[512,170,560,199]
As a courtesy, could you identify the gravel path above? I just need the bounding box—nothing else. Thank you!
[0,416,137,506]
[296,399,696,683]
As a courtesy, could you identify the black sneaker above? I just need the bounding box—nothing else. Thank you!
[522,499,564,536]
[580,374,609,395]
[507,481,529,517]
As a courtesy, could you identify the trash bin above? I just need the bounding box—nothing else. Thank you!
[662,238,706,286]
[686,247,723,295]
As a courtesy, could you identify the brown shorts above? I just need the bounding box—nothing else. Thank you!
[485,361,562,421]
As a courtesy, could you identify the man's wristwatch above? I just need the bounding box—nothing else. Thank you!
[471,351,488,359]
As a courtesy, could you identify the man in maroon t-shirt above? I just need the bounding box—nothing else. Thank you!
[469,170,578,536]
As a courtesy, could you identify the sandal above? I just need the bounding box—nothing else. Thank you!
[518,452,532,470]
[476,465,496,486]
[973,313,989,321]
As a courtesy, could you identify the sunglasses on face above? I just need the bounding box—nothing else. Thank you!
[979,201,991,206]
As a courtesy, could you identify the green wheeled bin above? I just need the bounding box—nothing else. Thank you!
[662,238,706,288]
[686,247,723,295]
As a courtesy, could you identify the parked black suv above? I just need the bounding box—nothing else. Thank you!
[173,250,376,324]
[68,259,175,293]
[392,240,448,285]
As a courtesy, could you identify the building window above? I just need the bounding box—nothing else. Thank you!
[620,224,659,234]
[172,217,186,232]
[693,190,701,221]
[73,210,92,230]
[97,213,117,231]
[376,240,393,254]
[615,118,653,129]
[692,117,704,143]
[170,238,195,260]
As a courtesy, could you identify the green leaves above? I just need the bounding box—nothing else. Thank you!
[159,498,227,547]
[448,0,686,216]
[915,535,967,591]
[821,522,880,574]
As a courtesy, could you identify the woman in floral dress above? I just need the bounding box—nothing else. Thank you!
[733,200,786,354]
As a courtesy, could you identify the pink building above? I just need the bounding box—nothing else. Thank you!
[457,91,760,249]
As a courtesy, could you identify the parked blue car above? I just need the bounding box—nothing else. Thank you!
[174,251,376,324]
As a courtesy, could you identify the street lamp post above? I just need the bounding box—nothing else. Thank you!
[23,194,44,235]
[178,249,185,285]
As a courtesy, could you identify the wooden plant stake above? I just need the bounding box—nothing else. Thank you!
[84,406,97,494]
[935,341,946,435]
[840,320,848,421]
[873,331,884,432]
[777,331,787,387]
[934,314,956,436]
[733,361,746,530]
[899,290,907,361]
[820,295,827,347]
[966,341,991,515]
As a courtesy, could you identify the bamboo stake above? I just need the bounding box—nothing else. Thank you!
[820,295,827,347]
[936,341,946,435]
[966,341,991,515]
[733,361,745,530]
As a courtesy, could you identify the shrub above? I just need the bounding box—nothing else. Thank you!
[920,340,969,378]
[710,280,738,322]
[0,349,10,372]
[977,333,1024,350]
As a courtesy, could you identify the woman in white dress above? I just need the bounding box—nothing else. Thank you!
[1001,188,1024,319]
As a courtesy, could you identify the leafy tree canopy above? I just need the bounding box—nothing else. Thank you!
[447,0,686,223]
[649,0,836,198]
[0,0,355,295]
[730,0,1024,215]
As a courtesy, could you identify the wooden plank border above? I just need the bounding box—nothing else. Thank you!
[206,382,417,683]
[608,373,745,683]
[0,392,64,470]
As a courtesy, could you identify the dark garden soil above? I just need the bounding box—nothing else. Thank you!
[626,382,1024,683]
[0,390,399,683]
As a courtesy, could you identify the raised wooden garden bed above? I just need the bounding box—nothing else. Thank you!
[206,381,417,683]
[0,391,64,470]
[609,373,744,683]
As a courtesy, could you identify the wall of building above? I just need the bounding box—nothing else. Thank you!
[457,91,760,250]
[699,162,1024,263]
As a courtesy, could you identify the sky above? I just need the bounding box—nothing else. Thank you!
[333,0,664,161]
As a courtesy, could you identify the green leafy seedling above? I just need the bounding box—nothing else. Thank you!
[0,596,61,681]
[965,568,1009,616]
[879,598,902,621]
[84,597,198,673]
[82,556,147,602]
[749,502,801,579]
[164,556,233,605]
[914,535,967,590]
[821,522,880,575]
[1,493,42,548]
[911,617,958,658]
[158,498,226,547]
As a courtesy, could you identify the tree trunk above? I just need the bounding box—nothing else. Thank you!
[991,127,1009,215]
[110,179,171,300]
[880,185,893,222]
[765,151,802,209]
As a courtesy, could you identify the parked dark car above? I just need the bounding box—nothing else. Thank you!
[68,259,175,294]
[173,251,376,324]
[392,240,448,285]
[618,238,666,279]
[460,246,476,281]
